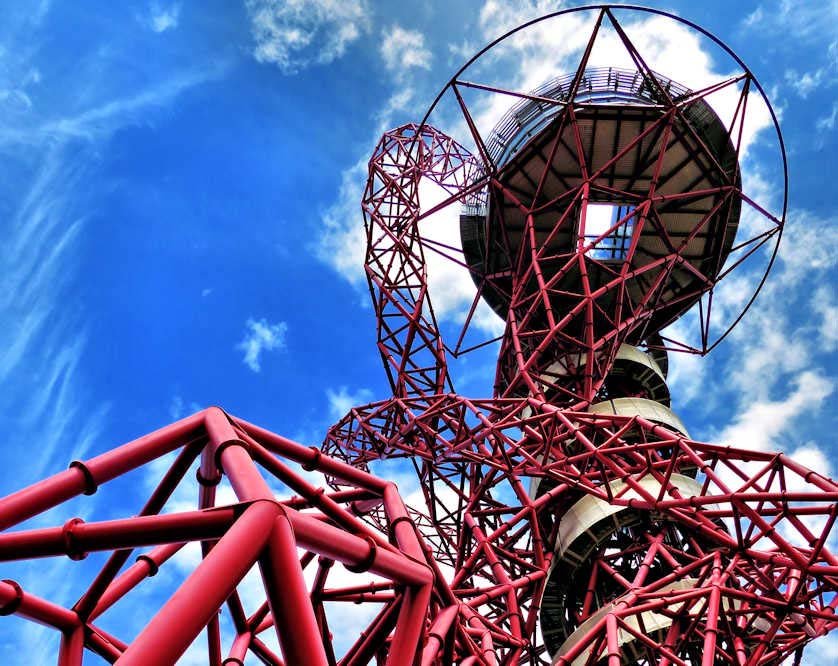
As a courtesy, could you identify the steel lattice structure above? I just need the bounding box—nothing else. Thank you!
[0,5,835,666]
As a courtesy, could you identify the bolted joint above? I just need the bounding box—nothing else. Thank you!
[136,554,160,577]
[388,514,414,546]
[205,407,249,474]
[0,580,23,616]
[68,460,98,496]
[62,518,88,561]
[301,446,321,472]
[196,468,222,487]
[345,535,378,573]
[213,438,249,475]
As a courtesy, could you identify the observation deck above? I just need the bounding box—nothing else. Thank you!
[460,66,742,341]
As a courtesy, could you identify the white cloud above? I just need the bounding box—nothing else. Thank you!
[168,395,202,420]
[478,0,565,36]
[315,156,368,286]
[668,205,838,413]
[812,286,838,352]
[457,12,774,164]
[742,6,764,28]
[0,88,32,112]
[418,179,506,336]
[326,385,373,419]
[817,101,838,132]
[784,39,837,99]
[738,209,838,383]
[380,26,432,74]
[168,395,184,419]
[147,2,181,33]
[244,0,370,73]
[0,64,228,148]
[236,317,288,372]
[739,1,838,44]
[785,67,828,98]
[802,623,838,665]
[714,371,833,452]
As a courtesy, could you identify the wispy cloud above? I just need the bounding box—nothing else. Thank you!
[244,0,371,73]
[236,317,288,372]
[783,39,837,98]
[168,394,202,420]
[326,385,373,420]
[0,59,227,472]
[0,132,110,666]
[739,1,838,43]
[146,2,182,33]
[713,371,833,452]
[784,66,831,98]
[380,25,432,75]
[43,66,225,142]
[817,101,838,132]
[0,61,229,149]
[0,10,232,660]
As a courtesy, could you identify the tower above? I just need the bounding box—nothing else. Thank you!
[0,5,835,665]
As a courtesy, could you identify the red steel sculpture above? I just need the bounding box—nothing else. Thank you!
[0,5,835,665]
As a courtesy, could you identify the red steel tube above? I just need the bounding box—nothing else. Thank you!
[250,636,283,666]
[247,435,395,554]
[235,417,389,493]
[117,500,279,665]
[0,579,78,631]
[225,630,252,664]
[289,510,431,586]
[0,508,236,560]
[421,604,459,666]
[702,557,723,666]
[387,582,432,666]
[89,542,184,621]
[259,513,328,666]
[206,412,274,502]
[0,412,204,531]
[342,598,403,666]
[74,439,203,619]
[58,625,84,666]
[87,628,123,662]
[205,410,327,665]
[90,623,129,653]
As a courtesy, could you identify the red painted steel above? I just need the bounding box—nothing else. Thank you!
[0,409,440,664]
[0,5,832,665]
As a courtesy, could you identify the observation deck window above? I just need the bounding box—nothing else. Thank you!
[582,202,635,261]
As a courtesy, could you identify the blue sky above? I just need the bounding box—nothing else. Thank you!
[0,0,835,663]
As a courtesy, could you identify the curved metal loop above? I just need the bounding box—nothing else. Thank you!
[363,123,483,400]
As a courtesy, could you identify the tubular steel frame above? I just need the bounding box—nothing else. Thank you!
[0,5,832,666]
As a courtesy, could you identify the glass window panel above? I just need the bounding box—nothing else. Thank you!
[582,202,635,261]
